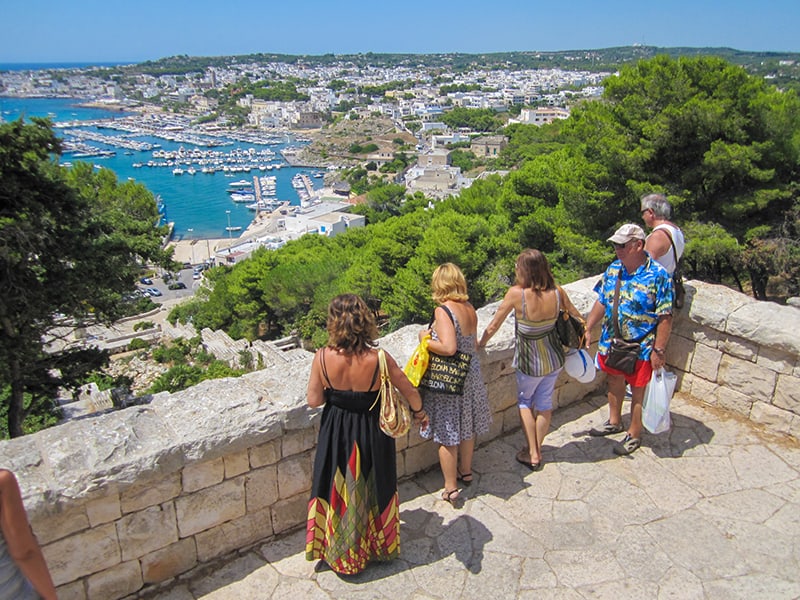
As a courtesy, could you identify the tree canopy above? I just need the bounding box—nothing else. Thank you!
[171,56,799,348]
[0,119,173,437]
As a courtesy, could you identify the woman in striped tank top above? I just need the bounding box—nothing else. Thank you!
[478,250,583,471]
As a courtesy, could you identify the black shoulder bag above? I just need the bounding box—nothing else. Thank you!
[665,230,686,309]
[605,277,654,374]
[418,305,472,395]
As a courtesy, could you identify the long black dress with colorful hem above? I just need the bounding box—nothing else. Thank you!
[305,349,400,575]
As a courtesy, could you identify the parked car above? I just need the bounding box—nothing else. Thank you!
[193,272,202,280]
[146,287,162,297]
[168,282,187,290]
[139,277,153,285]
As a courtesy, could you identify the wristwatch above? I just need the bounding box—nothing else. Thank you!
[653,347,665,356]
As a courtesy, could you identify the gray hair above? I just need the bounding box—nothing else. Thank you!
[640,193,672,219]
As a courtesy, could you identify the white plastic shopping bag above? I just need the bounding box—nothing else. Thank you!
[642,368,676,434]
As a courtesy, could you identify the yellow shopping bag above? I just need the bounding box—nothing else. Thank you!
[403,334,431,387]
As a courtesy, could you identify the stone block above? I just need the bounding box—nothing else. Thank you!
[690,344,722,383]
[120,472,181,514]
[34,503,90,545]
[249,439,280,468]
[403,439,439,475]
[44,523,120,586]
[664,333,694,372]
[502,406,521,433]
[56,579,87,600]
[727,300,800,356]
[757,346,798,375]
[689,281,751,330]
[182,457,225,493]
[276,452,313,499]
[141,538,198,584]
[117,502,179,561]
[86,560,142,600]
[224,449,250,479]
[720,335,758,361]
[774,374,800,416]
[245,465,279,512]
[175,477,246,538]
[681,323,723,347]
[789,415,800,440]
[486,372,518,413]
[718,355,777,403]
[395,449,407,480]
[713,386,753,418]
[750,402,793,435]
[271,493,309,535]
[195,506,273,563]
[281,427,317,457]
[86,493,121,528]
[687,374,717,405]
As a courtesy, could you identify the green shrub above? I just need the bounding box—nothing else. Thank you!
[128,338,150,351]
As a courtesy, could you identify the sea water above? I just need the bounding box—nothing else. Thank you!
[0,96,321,239]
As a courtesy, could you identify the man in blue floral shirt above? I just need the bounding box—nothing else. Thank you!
[584,224,674,455]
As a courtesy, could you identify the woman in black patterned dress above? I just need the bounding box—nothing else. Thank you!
[305,294,426,575]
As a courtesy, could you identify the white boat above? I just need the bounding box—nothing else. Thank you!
[229,179,252,187]
[173,168,184,175]
[230,192,255,202]
[225,226,242,232]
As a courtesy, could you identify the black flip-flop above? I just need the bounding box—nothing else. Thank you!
[516,453,542,471]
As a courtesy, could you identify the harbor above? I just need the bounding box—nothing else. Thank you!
[1,97,326,239]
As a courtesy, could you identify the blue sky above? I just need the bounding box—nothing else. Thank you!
[2,0,799,63]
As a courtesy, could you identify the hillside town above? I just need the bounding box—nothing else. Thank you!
[1,58,610,265]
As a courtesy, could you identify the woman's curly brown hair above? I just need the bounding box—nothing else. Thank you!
[326,294,379,354]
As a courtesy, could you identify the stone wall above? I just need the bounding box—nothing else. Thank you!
[1,278,798,599]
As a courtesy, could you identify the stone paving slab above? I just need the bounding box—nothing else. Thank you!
[139,393,800,600]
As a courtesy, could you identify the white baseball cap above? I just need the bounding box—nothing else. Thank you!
[564,349,596,383]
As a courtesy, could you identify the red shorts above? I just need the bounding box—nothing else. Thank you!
[598,353,652,388]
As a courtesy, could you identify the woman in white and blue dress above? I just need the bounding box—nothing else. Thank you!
[479,249,583,471]
[419,263,491,504]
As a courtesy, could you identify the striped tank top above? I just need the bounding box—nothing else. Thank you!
[513,288,565,377]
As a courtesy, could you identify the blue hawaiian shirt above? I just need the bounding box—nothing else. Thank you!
[593,254,674,360]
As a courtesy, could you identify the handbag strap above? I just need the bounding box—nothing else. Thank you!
[430,304,456,328]
[657,225,682,275]
[369,349,389,411]
[612,276,624,339]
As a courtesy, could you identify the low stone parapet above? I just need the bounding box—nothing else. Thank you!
[0,278,797,599]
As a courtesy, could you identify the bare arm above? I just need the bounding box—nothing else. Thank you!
[650,315,673,370]
[306,350,325,409]
[583,300,606,349]
[557,286,585,322]
[426,305,457,356]
[478,287,517,348]
[0,470,57,600]
[645,229,672,263]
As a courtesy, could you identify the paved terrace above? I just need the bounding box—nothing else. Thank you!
[143,392,800,600]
